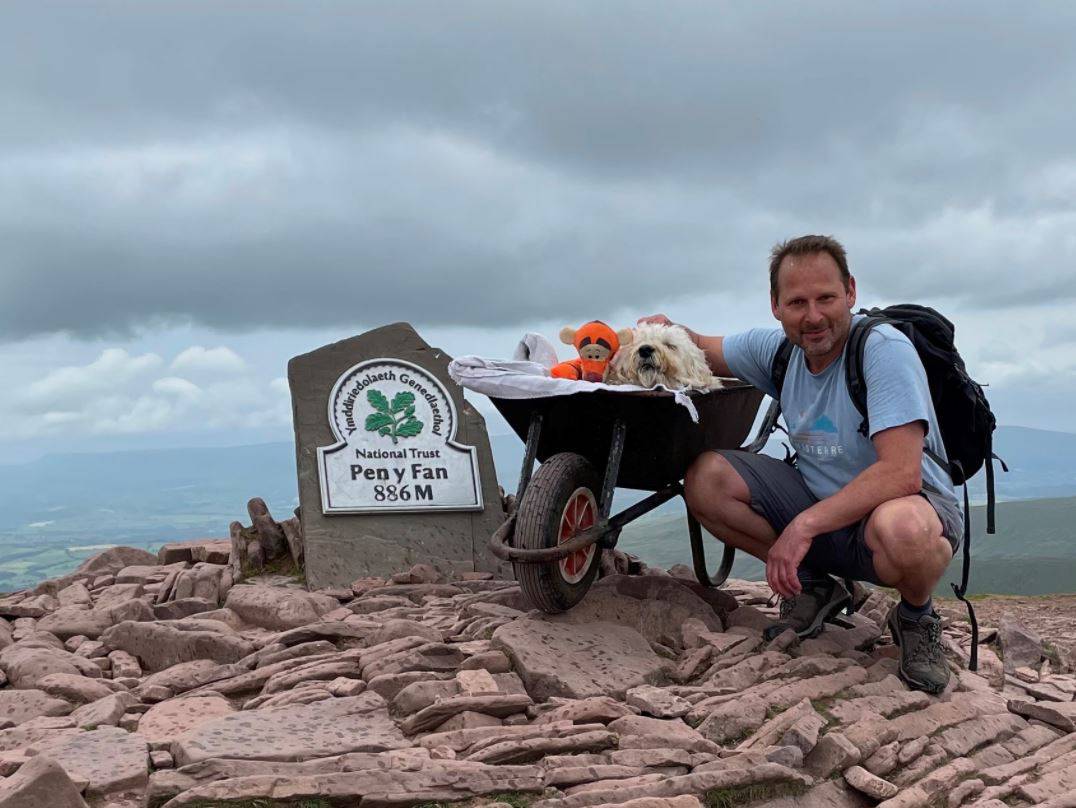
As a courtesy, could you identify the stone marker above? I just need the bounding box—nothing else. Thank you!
[288,323,507,587]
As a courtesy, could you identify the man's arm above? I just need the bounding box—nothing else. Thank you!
[765,421,925,597]
[637,314,734,376]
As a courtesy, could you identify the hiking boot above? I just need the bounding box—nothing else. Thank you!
[763,577,852,642]
[887,606,951,695]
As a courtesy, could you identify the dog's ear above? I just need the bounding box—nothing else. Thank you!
[616,327,633,346]
[559,326,577,346]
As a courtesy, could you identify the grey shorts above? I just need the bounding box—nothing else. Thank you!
[717,450,963,585]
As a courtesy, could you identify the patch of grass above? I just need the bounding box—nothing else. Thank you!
[704,781,809,808]
[185,800,332,808]
[810,698,836,725]
[487,792,535,808]
[413,793,535,808]
[1042,640,1061,667]
[242,552,305,583]
[718,726,755,747]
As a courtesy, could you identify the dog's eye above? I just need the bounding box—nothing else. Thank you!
[665,343,677,351]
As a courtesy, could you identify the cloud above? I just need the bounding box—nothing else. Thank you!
[23,349,162,404]
[170,346,247,375]
[0,3,1073,343]
[0,345,289,441]
[153,376,203,399]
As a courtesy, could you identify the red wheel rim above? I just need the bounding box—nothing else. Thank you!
[558,487,597,584]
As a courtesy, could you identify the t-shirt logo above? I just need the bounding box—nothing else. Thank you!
[792,414,846,461]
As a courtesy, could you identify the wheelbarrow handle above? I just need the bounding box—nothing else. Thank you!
[488,513,607,563]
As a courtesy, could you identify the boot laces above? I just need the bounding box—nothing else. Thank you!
[908,617,942,666]
[779,596,797,620]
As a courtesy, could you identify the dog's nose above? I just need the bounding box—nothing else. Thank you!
[638,345,654,359]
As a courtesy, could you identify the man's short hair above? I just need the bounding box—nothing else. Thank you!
[769,235,850,300]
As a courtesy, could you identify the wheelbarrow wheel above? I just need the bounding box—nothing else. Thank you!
[514,452,603,613]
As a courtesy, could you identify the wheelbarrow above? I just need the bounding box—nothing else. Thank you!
[487,382,778,613]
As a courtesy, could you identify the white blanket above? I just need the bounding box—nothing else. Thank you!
[449,332,702,421]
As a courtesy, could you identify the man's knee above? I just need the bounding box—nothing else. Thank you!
[868,497,950,569]
[684,452,746,518]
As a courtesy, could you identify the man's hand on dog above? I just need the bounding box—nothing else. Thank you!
[637,314,673,327]
[766,517,815,598]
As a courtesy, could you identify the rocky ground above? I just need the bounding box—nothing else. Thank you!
[1,531,1075,808]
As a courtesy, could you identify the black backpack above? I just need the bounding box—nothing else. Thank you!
[771,304,1005,670]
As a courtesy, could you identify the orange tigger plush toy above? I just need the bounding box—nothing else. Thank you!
[550,320,633,382]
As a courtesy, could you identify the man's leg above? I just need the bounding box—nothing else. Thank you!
[682,451,777,562]
[863,495,953,603]
[864,495,955,694]
[684,450,851,639]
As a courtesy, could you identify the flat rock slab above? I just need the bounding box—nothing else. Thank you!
[70,692,138,728]
[608,715,717,754]
[535,762,809,808]
[534,696,636,726]
[171,691,408,767]
[0,754,89,808]
[0,689,72,726]
[100,620,254,671]
[158,761,544,808]
[38,605,152,642]
[74,547,158,577]
[0,644,103,688]
[0,723,81,753]
[140,660,242,694]
[467,729,618,764]
[544,576,725,644]
[493,619,670,701]
[137,695,237,744]
[844,765,898,800]
[224,585,335,630]
[625,685,691,719]
[30,726,149,796]
[38,672,116,704]
[1008,698,1076,732]
[401,693,534,734]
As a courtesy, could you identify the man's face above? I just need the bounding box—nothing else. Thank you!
[770,252,856,368]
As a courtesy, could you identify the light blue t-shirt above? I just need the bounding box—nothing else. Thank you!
[724,315,960,515]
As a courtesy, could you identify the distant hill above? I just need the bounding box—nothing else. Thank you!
[493,424,1076,505]
[0,442,298,532]
[613,495,1076,596]
[0,443,299,591]
[0,424,1073,593]
[493,424,1076,595]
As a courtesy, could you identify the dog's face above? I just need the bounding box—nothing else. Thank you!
[607,323,714,389]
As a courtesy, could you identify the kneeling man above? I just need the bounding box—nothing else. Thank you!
[643,234,962,694]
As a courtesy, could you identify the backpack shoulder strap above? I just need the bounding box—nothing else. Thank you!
[844,315,884,437]
[770,337,794,399]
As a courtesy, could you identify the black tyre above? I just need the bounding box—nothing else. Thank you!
[514,452,603,613]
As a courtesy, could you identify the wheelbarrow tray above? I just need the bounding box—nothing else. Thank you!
[491,381,764,491]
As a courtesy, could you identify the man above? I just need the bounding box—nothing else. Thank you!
[641,235,962,694]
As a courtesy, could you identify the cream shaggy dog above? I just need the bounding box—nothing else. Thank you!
[606,323,718,390]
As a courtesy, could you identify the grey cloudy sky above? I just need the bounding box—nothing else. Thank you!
[2,2,1075,461]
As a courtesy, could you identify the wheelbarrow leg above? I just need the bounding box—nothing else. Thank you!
[516,412,543,503]
[688,507,735,588]
[599,419,626,520]
[596,419,627,550]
